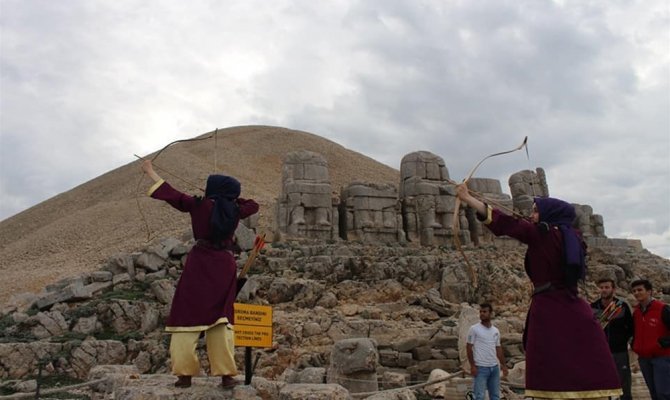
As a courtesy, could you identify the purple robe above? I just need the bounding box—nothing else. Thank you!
[150,181,259,331]
[485,208,621,398]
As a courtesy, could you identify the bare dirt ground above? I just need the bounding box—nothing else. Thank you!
[0,126,400,304]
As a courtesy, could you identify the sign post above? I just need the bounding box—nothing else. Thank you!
[234,303,273,385]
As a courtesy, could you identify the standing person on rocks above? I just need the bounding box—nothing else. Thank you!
[141,160,259,389]
[456,184,621,399]
[466,303,508,400]
[590,278,634,400]
[630,279,670,400]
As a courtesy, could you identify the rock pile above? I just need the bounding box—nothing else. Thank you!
[1,229,668,399]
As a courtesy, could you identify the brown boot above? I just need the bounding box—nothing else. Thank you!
[221,375,239,388]
[175,375,192,388]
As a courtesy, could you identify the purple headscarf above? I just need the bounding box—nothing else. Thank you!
[205,175,241,242]
[534,197,586,285]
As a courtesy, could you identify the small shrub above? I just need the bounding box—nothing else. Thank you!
[0,320,38,343]
[50,332,88,343]
[94,330,143,342]
[0,386,16,396]
[26,373,91,399]
[64,303,99,320]
[26,305,40,316]
[34,373,84,387]
[100,281,152,301]
[0,315,14,332]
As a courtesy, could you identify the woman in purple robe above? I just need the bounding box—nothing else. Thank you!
[456,184,621,399]
[142,160,259,388]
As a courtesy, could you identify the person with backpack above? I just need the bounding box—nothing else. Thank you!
[456,184,621,398]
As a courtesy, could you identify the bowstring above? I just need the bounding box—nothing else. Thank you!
[450,136,531,290]
[525,137,538,198]
[213,127,219,173]
[135,130,217,242]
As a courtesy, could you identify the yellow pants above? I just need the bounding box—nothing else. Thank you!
[169,323,237,376]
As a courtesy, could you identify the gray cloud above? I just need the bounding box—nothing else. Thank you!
[1,0,668,257]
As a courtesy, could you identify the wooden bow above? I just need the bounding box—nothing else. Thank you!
[135,129,220,241]
[450,137,529,289]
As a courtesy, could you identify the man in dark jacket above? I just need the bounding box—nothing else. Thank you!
[591,278,634,400]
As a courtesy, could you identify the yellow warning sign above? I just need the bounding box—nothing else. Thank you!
[233,303,273,348]
[234,303,273,327]
[234,325,273,347]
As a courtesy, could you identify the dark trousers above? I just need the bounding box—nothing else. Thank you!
[639,356,670,400]
[612,351,631,400]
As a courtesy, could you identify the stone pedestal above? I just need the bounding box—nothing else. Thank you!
[276,151,339,240]
[465,178,512,246]
[327,338,379,394]
[574,203,606,238]
[508,168,549,216]
[399,151,469,247]
[340,182,403,243]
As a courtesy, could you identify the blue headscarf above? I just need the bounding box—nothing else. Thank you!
[534,197,586,286]
[205,175,241,242]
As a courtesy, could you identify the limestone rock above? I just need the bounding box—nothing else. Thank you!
[279,383,352,400]
[12,379,38,393]
[425,368,452,398]
[0,342,63,379]
[235,222,257,251]
[35,281,92,310]
[251,376,285,400]
[31,311,68,339]
[136,243,169,272]
[72,315,101,335]
[382,371,409,389]
[1,292,38,316]
[71,339,127,379]
[440,263,473,304]
[88,364,141,393]
[328,338,379,394]
[97,299,162,334]
[150,279,176,305]
[365,389,417,399]
[295,367,326,384]
[106,253,135,276]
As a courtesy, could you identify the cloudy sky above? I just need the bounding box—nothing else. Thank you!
[1,0,668,257]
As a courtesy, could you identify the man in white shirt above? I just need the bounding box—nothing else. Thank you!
[466,303,508,400]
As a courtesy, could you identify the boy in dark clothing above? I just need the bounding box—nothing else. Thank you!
[591,278,634,400]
